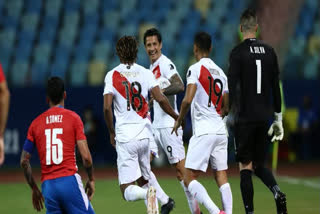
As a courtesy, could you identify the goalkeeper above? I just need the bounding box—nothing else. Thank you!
[227,9,287,214]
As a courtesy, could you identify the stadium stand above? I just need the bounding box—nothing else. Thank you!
[0,0,318,87]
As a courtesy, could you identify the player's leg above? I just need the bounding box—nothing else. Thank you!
[185,135,222,214]
[160,128,200,214]
[41,180,63,214]
[235,123,255,214]
[211,135,233,214]
[116,140,149,202]
[138,138,159,213]
[148,135,171,207]
[253,123,287,214]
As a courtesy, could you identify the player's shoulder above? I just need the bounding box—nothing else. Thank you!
[256,39,274,49]
[133,63,149,71]
[230,40,248,56]
[104,67,118,83]
[159,54,176,70]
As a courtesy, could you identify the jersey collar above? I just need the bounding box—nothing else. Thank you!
[151,54,163,68]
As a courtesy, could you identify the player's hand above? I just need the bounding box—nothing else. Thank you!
[31,186,44,211]
[110,132,116,148]
[0,136,5,166]
[268,112,284,142]
[268,121,284,142]
[85,180,95,201]
[172,118,182,136]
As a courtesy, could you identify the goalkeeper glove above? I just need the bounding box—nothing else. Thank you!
[268,112,284,142]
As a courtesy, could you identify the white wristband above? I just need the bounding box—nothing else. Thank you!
[274,112,282,122]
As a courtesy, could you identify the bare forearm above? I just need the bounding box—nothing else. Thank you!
[104,109,115,135]
[0,90,9,136]
[21,160,37,189]
[178,99,190,122]
[158,97,178,120]
[163,82,184,96]
[85,164,94,181]
[163,75,184,96]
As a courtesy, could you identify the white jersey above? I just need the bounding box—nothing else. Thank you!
[186,58,228,136]
[103,63,158,142]
[150,54,179,128]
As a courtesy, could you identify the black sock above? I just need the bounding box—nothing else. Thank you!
[254,166,280,197]
[240,169,254,214]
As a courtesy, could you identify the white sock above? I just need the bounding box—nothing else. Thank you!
[141,183,159,210]
[124,185,147,201]
[180,180,200,214]
[149,171,169,205]
[219,183,233,214]
[188,180,220,214]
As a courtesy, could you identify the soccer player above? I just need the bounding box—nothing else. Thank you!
[143,27,201,214]
[173,32,232,214]
[0,63,10,165]
[103,36,179,214]
[20,77,95,213]
[228,9,287,214]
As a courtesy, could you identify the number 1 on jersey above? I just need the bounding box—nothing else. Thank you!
[256,59,262,94]
[45,128,63,165]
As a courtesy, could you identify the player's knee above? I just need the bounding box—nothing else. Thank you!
[184,169,197,187]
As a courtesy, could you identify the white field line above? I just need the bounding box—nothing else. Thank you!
[279,176,320,189]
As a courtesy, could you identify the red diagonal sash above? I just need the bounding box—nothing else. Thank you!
[198,66,222,114]
[112,71,148,118]
[152,65,161,79]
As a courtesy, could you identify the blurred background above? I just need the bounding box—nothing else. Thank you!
[1,0,319,167]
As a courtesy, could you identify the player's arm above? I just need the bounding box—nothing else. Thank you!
[20,149,44,211]
[271,52,282,114]
[103,93,116,147]
[172,83,197,135]
[221,92,229,117]
[77,139,95,200]
[163,73,184,96]
[151,86,179,120]
[227,50,241,110]
[0,80,10,165]
[268,51,284,142]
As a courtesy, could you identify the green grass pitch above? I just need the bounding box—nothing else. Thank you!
[0,176,318,213]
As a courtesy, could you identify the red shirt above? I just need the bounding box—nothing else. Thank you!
[26,107,86,182]
[0,64,6,83]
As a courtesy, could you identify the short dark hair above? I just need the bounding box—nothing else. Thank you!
[47,77,65,105]
[116,36,138,65]
[143,28,162,45]
[240,9,257,32]
[194,32,211,53]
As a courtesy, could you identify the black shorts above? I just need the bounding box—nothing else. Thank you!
[234,122,269,165]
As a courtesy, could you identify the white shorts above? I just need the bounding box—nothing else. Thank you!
[185,134,228,172]
[116,138,151,185]
[153,127,185,164]
[149,134,159,158]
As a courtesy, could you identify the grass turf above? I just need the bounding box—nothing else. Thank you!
[0,176,318,214]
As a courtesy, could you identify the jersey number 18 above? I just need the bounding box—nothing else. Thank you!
[122,81,143,111]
